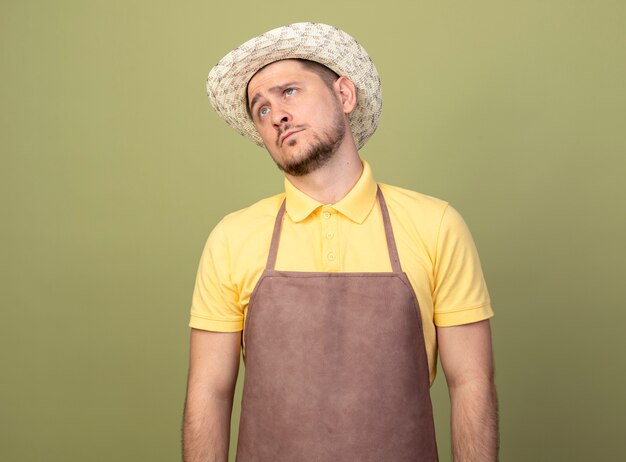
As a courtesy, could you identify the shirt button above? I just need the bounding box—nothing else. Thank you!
[327,252,335,261]
[322,211,331,219]
[326,232,334,239]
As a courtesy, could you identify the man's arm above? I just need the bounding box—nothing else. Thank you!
[183,328,241,462]
[437,319,498,462]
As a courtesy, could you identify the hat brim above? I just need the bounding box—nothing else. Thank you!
[206,22,382,150]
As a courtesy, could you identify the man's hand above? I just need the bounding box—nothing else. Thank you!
[438,320,498,461]
[183,329,241,462]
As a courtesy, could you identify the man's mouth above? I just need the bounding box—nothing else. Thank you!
[279,128,303,146]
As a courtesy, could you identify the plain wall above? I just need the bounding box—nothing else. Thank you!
[2,1,625,460]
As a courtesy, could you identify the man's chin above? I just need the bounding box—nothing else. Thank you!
[278,147,336,177]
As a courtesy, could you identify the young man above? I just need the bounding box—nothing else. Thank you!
[184,23,498,462]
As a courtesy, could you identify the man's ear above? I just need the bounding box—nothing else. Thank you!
[334,77,357,114]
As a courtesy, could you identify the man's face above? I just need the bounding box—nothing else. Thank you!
[247,60,347,177]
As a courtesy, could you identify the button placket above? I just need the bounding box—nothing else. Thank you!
[320,206,338,271]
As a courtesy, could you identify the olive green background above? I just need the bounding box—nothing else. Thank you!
[2,1,625,461]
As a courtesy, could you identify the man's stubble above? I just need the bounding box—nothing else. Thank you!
[274,103,346,177]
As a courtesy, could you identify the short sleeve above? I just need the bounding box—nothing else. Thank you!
[189,223,244,332]
[432,204,493,327]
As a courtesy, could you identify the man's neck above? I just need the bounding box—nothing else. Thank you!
[284,150,364,205]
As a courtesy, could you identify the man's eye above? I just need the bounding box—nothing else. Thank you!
[285,88,296,96]
[259,107,270,118]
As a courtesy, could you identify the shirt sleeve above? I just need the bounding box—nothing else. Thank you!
[432,204,493,327]
[189,223,244,332]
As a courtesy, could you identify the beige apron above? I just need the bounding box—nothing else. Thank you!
[236,187,438,461]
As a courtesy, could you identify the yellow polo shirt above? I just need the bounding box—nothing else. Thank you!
[190,161,493,383]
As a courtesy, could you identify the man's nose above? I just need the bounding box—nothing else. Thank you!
[271,105,291,128]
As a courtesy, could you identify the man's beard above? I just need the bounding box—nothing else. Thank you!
[274,108,346,177]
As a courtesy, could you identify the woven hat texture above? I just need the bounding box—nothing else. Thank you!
[206,22,382,149]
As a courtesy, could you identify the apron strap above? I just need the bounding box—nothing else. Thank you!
[376,186,403,273]
[266,186,403,273]
[266,199,287,270]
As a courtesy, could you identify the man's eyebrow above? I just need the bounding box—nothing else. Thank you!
[248,82,301,114]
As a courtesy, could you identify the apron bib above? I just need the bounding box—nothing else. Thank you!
[236,187,438,461]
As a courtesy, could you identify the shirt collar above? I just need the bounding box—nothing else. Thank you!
[284,160,378,224]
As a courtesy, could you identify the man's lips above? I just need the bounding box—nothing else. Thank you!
[279,129,303,146]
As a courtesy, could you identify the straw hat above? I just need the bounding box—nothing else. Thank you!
[206,22,382,150]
